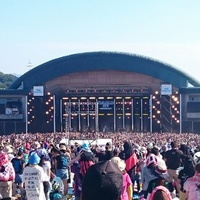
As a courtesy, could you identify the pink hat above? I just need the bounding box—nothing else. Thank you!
[146,154,158,166]
[0,152,9,167]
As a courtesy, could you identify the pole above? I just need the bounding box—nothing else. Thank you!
[60,99,63,132]
[53,95,56,133]
[179,94,182,134]
[25,95,28,133]
[149,95,153,133]
[141,97,143,132]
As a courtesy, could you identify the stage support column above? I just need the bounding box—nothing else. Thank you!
[95,99,99,132]
[141,97,143,132]
[114,98,116,132]
[60,99,63,132]
[131,98,134,131]
[87,98,90,128]
[179,94,182,134]
[53,95,56,133]
[149,95,153,133]
[69,99,72,131]
[122,98,125,130]
[78,99,81,132]
[25,95,28,133]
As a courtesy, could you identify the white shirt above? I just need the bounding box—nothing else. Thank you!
[22,165,47,200]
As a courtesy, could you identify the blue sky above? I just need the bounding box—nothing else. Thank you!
[1,1,200,81]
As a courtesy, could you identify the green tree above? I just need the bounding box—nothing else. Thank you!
[0,72,18,89]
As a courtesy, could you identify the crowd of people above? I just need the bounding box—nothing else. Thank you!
[0,131,200,200]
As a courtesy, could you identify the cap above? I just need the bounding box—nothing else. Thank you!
[82,160,123,200]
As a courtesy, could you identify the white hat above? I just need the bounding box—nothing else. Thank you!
[34,141,41,149]
[3,145,13,154]
[111,156,126,171]
[140,146,147,154]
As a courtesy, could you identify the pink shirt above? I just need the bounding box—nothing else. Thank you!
[184,173,200,200]
[121,172,132,200]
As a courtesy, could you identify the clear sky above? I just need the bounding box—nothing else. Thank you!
[1,1,200,81]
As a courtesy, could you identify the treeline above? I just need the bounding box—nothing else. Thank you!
[0,72,18,89]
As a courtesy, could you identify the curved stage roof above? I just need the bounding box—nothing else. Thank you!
[9,51,200,92]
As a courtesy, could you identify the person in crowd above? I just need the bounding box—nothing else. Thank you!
[119,141,139,185]
[82,160,123,200]
[111,156,133,200]
[177,155,195,200]
[0,151,15,199]
[55,143,83,196]
[141,153,158,198]
[103,142,114,160]
[22,152,47,200]
[55,143,70,196]
[50,146,60,177]
[38,152,51,200]
[113,147,120,157]
[184,163,200,200]
[3,145,15,161]
[160,145,167,159]
[71,161,82,200]
[23,148,30,165]
[79,142,95,177]
[164,141,183,194]
[11,147,25,197]
[95,146,106,162]
[148,186,173,200]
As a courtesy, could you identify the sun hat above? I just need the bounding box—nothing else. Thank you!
[3,145,14,154]
[28,152,41,165]
[140,146,147,154]
[111,156,126,171]
[155,160,167,175]
[146,154,158,166]
[32,141,41,149]
[147,143,154,149]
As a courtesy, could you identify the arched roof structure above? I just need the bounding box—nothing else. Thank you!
[9,51,200,93]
